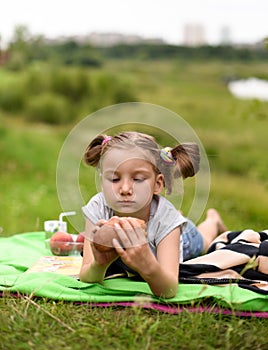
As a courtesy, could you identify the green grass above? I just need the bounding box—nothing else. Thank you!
[2,59,268,233]
[1,58,268,347]
[1,296,268,350]
[0,118,65,234]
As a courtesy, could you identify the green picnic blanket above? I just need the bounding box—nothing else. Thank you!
[1,232,268,312]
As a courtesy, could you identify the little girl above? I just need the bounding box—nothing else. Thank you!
[79,131,226,298]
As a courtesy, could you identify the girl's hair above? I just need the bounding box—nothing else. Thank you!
[84,131,200,194]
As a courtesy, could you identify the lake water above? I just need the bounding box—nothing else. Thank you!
[228,77,268,101]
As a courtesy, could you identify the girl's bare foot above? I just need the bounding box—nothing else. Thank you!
[206,208,227,234]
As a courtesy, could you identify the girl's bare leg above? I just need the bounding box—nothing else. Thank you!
[197,209,227,253]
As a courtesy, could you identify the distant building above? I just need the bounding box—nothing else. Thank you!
[43,32,165,47]
[183,24,206,46]
[86,32,165,47]
[220,26,232,45]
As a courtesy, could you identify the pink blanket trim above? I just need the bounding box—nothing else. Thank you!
[89,302,268,318]
[2,292,267,318]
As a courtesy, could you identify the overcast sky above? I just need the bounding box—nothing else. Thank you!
[1,0,267,46]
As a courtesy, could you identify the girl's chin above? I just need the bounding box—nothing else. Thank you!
[113,207,142,216]
[109,201,150,217]
[114,209,138,216]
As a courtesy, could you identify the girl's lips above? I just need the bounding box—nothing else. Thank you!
[118,200,135,203]
[117,200,136,206]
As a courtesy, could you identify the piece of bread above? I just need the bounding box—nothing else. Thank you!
[93,217,146,252]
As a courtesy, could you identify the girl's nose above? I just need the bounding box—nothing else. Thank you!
[119,180,133,195]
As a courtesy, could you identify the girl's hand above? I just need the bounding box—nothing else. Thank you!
[91,216,120,237]
[112,217,155,274]
[90,242,119,266]
[92,219,108,235]
[83,219,107,242]
[90,218,119,266]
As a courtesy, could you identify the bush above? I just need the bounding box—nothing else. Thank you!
[0,81,26,112]
[0,64,138,123]
[94,73,137,104]
[112,81,138,103]
[24,66,51,94]
[25,93,73,124]
[0,77,27,112]
[5,51,29,71]
[50,68,91,101]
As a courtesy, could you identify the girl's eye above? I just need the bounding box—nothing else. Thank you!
[111,178,120,183]
[134,178,144,182]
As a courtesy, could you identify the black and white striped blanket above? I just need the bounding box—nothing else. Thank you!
[180,229,268,294]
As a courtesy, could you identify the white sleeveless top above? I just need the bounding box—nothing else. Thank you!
[82,192,186,261]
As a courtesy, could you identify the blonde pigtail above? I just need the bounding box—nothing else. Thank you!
[171,143,200,179]
[84,134,106,167]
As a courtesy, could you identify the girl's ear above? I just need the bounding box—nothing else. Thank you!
[154,174,164,194]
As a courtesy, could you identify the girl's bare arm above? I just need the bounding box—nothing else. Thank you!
[113,219,180,299]
[79,219,118,283]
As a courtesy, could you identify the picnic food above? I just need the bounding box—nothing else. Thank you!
[93,217,147,252]
[76,233,85,243]
[49,231,74,256]
[76,232,85,252]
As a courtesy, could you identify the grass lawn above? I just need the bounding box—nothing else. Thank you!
[1,58,268,348]
[1,296,268,350]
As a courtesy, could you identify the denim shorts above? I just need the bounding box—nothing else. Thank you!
[181,219,204,261]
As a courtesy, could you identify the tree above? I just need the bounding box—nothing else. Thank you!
[7,25,32,70]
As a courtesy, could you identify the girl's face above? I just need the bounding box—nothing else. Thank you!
[100,148,164,221]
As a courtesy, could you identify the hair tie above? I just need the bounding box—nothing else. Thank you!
[160,147,176,165]
[101,136,112,148]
